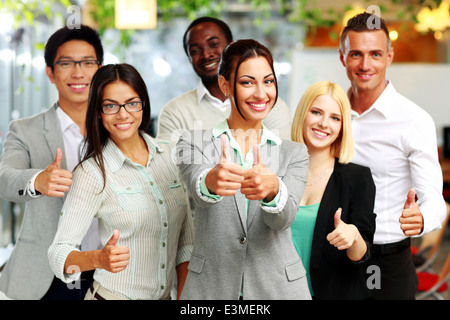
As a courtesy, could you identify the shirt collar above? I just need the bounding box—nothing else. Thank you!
[349,80,395,119]
[56,105,80,133]
[196,81,230,107]
[212,119,282,146]
[103,132,164,173]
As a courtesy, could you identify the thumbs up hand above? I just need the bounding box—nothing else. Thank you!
[204,134,244,196]
[97,230,130,273]
[241,144,279,201]
[399,188,423,236]
[34,148,73,197]
[326,208,360,250]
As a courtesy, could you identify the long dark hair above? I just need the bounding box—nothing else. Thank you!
[82,63,151,189]
[218,39,278,120]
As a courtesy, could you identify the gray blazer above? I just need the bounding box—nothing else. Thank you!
[0,104,68,299]
[176,129,311,300]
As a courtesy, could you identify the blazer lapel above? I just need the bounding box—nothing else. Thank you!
[43,104,67,170]
[211,135,247,233]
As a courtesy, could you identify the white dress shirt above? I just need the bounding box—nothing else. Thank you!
[350,81,446,244]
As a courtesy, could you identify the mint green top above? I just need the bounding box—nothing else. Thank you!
[291,202,320,296]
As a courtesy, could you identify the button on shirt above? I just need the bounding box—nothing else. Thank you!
[350,81,446,244]
[48,133,194,300]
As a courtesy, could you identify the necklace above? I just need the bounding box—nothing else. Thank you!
[305,167,333,186]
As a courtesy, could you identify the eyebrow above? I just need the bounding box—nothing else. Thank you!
[56,55,97,60]
[238,74,274,80]
[188,36,220,50]
[102,96,140,104]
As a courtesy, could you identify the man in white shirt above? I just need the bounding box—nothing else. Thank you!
[157,17,292,142]
[339,12,447,299]
[0,25,103,300]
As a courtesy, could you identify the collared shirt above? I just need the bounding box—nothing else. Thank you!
[197,120,287,216]
[28,106,83,195]
[196,80,230,113]
[350,81,446,244]
[48,133,194,300]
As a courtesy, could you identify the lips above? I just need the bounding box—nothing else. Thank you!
[247,102,268,112]
[312,128,329,138]
[115,122,133,130]
[201,60,219,71]
[68,83,88,92]
[356,73,374,80]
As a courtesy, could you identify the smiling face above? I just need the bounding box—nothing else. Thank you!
[340,30,393,99]
[302,93,342,153]
[100,80,143,146]
[186,22,230,83]
[46,40,100,110]
[221,56,277,125]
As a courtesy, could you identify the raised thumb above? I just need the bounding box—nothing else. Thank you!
[334,208,342,228]
[403,188,416,209]
[107,230,120,247]
[52,148,63,169]
[253,144,262,166]
[220,134,230,164]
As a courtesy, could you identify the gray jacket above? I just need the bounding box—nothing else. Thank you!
[0,104,67,299]
[176,129,311,300]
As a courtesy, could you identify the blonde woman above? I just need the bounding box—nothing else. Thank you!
[291,81,376,300]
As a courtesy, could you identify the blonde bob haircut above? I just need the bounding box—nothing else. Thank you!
[291,81,354,164]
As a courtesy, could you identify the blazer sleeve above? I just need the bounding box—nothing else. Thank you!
[0,120,43,202]
[176,130,219,209]
[261,142,309,231]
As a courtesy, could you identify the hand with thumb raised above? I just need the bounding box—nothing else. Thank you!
[399,188,423,236]
[204,134,244,196]
[98,230,130,273]
[34,148,73,197]
[327,208,359,250]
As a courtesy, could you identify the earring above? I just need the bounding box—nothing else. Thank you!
[224,92,228,97]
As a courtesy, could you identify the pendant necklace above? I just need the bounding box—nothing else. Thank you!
[306,167,333,186]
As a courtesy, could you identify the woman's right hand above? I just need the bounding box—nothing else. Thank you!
[97,230,130,273]
[205,134,244,196]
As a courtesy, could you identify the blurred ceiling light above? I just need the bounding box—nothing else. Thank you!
[153,58,171,77]
[389,30,399,41]
[415,0,450,32]
[342,6,366,26]
[115,0,157,29]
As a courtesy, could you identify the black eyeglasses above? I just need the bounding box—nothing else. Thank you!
[100,101,144,115]
[54,60,100,71]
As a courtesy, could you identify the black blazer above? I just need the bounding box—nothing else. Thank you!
[310,158,376,300]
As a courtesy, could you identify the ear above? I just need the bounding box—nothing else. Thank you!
[338,49,346,67]
[386,46,394,67]
[46,66,55,84]
[218,75,230,96]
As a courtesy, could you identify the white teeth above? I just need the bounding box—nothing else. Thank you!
[204,62,217,68]
[116,123,131,128]
[313,129,327,137]
[249,103,266,108]
[70,84,87,89]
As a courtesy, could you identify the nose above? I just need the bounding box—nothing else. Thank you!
[318,115,328,128]
[116,105,129,118]
[359,55,370,71]
[253,83,266,100]
[71,63,84,77]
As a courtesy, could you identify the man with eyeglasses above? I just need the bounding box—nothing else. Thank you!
[0,25,103,300]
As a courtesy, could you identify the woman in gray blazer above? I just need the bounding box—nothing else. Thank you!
[176,39,311,300]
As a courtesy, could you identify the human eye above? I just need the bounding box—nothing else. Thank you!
[102,104,119,113]
[57,61,73,69]
[83,60,97,67]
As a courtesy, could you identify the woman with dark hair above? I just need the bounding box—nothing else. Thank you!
[176,40,311,300]
[48,64,194,300]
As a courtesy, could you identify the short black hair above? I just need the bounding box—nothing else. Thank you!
[44,25,104,69]
[182,16,233,56]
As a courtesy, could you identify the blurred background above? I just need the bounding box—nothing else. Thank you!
[0,0,449,299]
